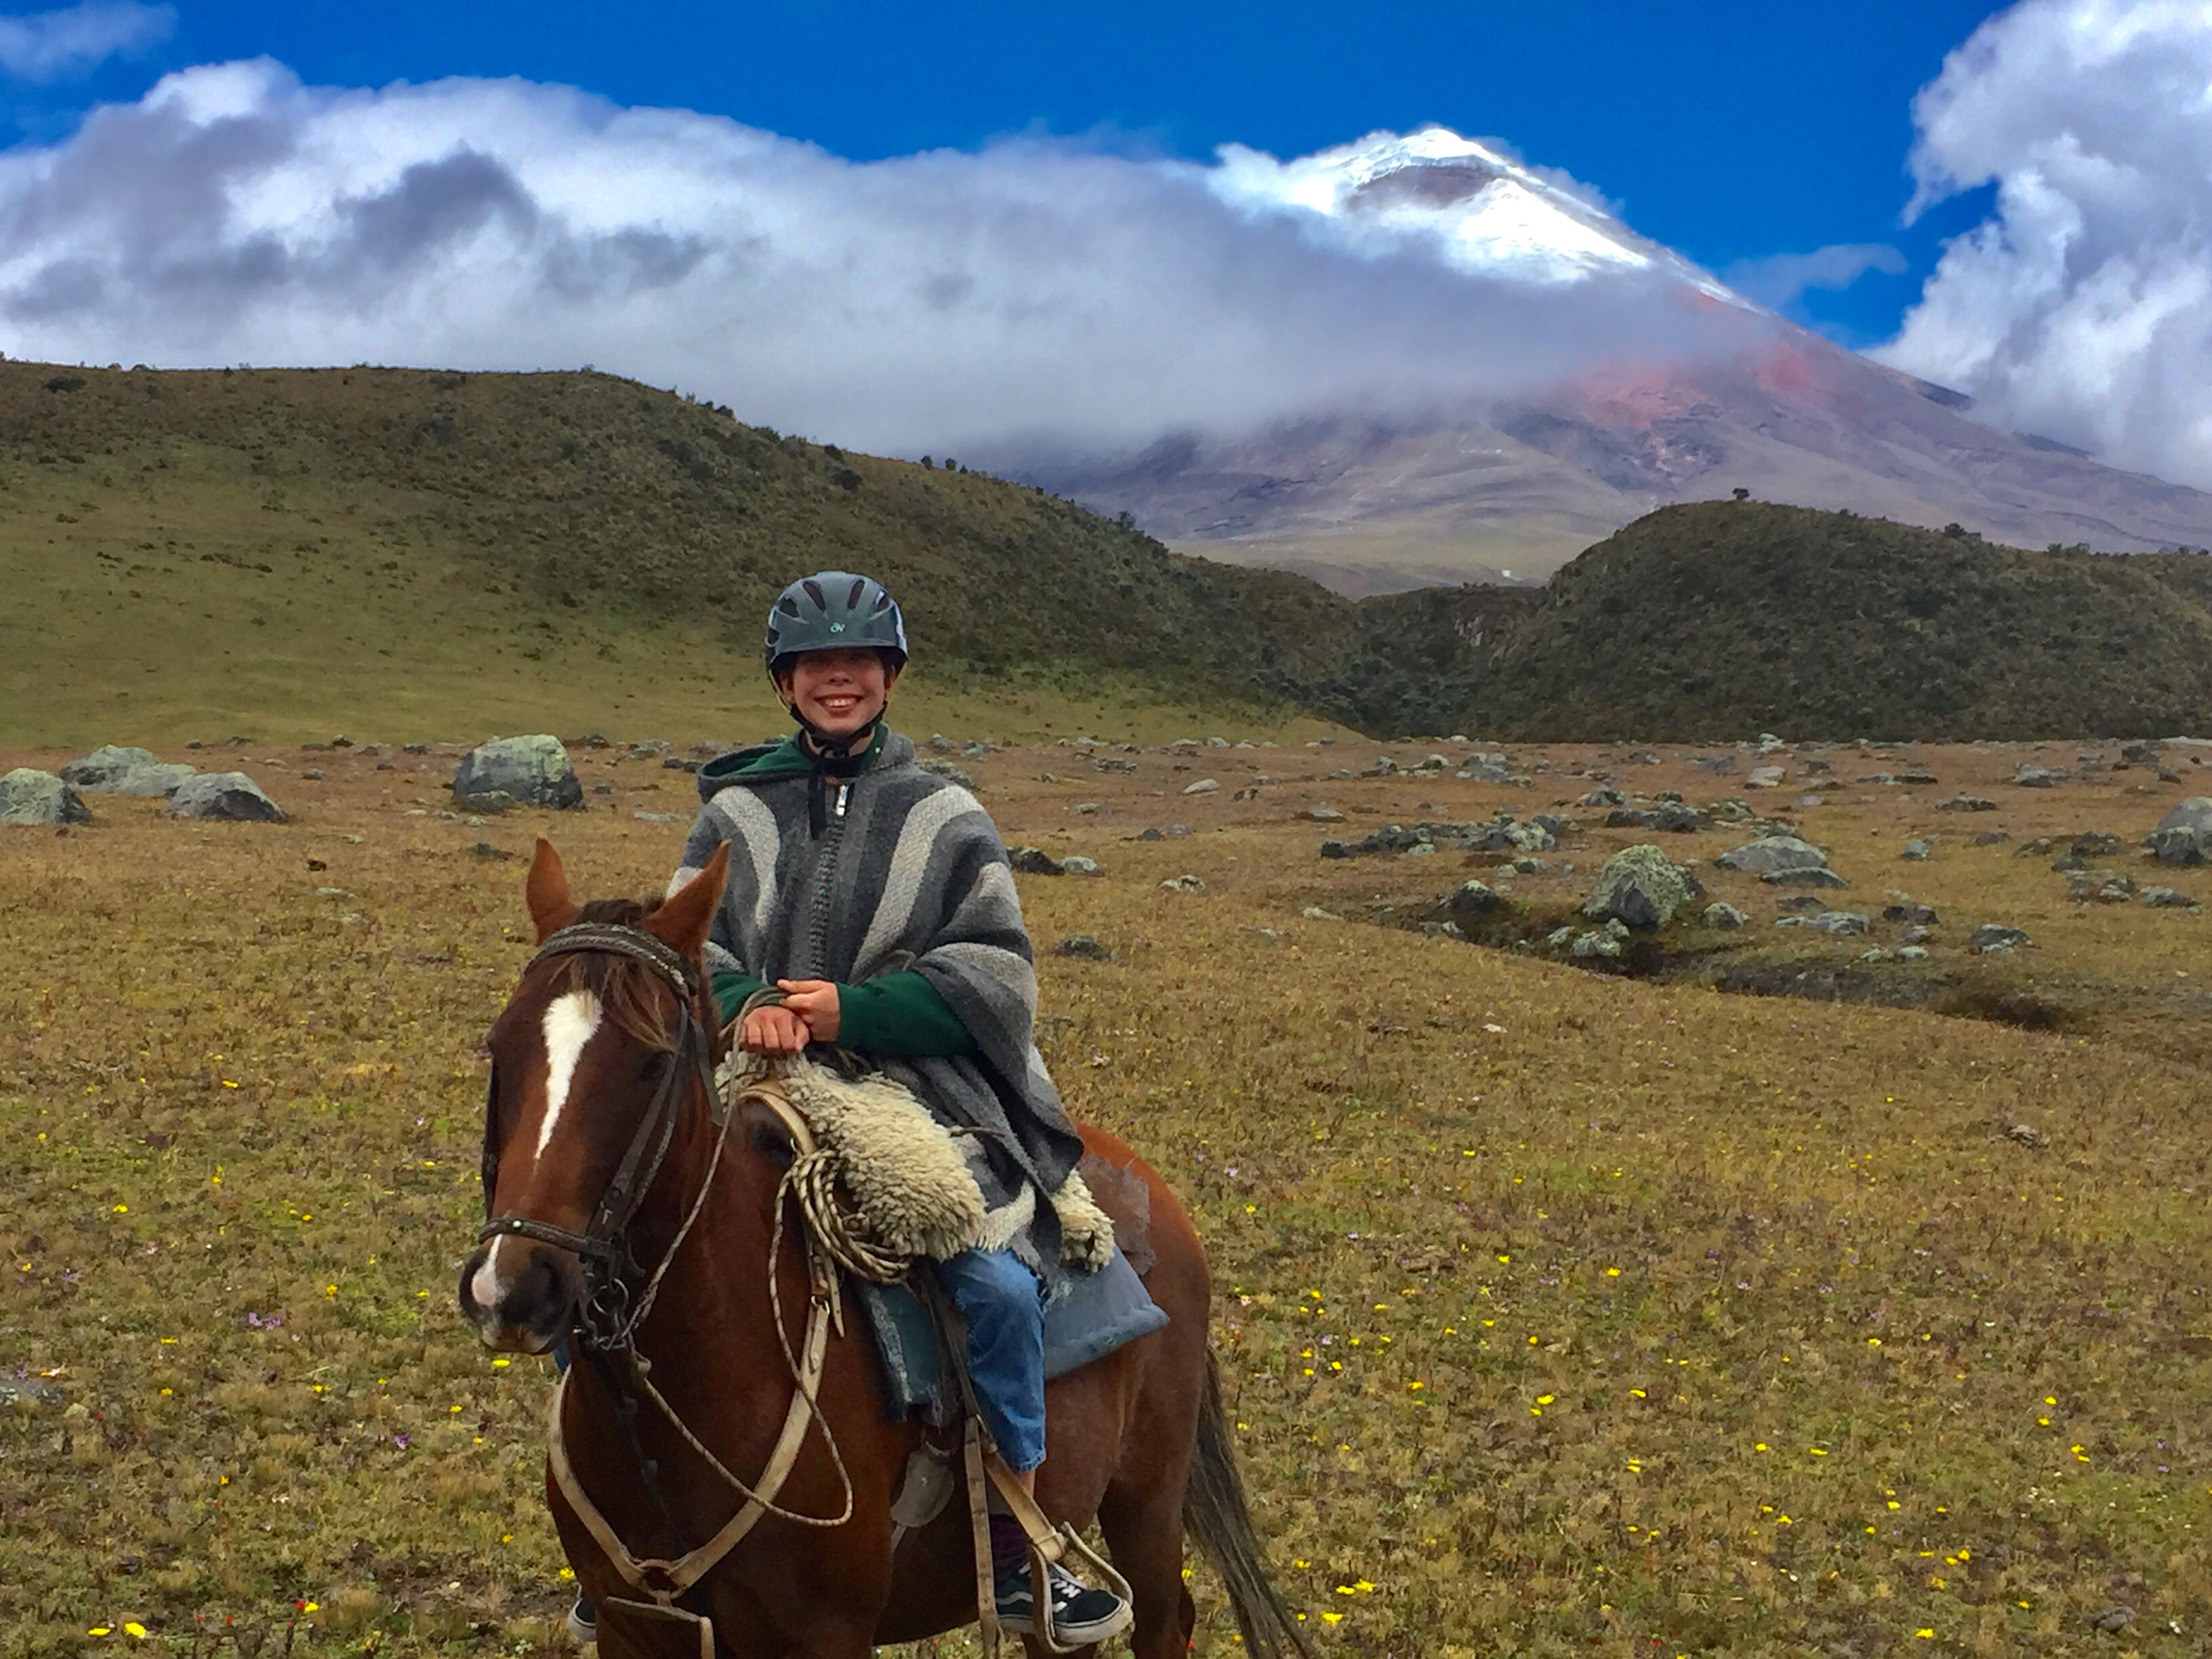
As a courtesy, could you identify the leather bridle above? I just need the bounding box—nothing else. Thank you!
[478,920,719,1353]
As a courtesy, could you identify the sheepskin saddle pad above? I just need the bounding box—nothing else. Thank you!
[720,1053,1168,1418]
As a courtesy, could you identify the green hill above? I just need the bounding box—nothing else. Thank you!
[7,364,2211,745]
[0,363,1351,745]
[1309,504,2212,741]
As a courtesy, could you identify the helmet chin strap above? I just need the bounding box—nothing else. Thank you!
[785,699,885,758]
[783,693,890,838]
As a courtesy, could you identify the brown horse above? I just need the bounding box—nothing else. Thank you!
[457,842,1311,1659]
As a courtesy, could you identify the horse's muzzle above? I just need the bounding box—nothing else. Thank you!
[457,1236,579,1353]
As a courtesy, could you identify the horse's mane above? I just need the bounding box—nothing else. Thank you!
[544,896,686,1052]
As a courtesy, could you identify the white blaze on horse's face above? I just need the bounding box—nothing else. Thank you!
[537,989,604,1158]
[467,988,604,1321]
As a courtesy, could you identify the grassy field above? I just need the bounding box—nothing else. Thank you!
[4,733,2210,1656]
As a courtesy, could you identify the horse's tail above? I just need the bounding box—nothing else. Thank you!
[1183,1352,1315,1659]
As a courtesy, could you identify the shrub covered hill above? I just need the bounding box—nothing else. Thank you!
[6,361,2209,741]
[0,362,1354,737]
[1349,504,2212,741]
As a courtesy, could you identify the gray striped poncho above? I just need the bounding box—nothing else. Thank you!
[670,729,1090,1291]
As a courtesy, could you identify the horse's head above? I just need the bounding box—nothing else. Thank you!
[457,837,729,1353]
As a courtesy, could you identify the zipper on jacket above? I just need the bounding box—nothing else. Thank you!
[804,782,853,976]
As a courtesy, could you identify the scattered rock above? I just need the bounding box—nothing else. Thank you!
[1160,874,1206,894]
[1182,778,1219,796]
[1937,796,1998,812]
[1137,827,1165,842]
[1896,945,1930,961]
[1,768,91,825]
[166,772,285,823]
[1715,835,1829,875]
[2071,831,2123,857]
[927,734,953,752]
[2005,1122,2049,1148]
[1054,935,1112,961]
[1300,905,1343,922]
[1702,902,1746,930]
[2014,764,2064,787]
[1744,764,1788,789]
[1318,840,1351,859]
[1883,902,1939,926]
[1060,855,1102,876]
[1578,787,1625,808]
[452,735,583,812]
[918,758,979,789]
[61,746,197,797]
[1582,844,1701,930]
[1762,867,1851,888]
[2150,825,2211,866]
[1009,846,1065,876]
[1692,755,1737,775]
[1900,924,1935,945]
[1570,928,1624,960]
[1166,825,1192,838]
[2144,886,2200,909]
[2088,1607,2134,1635]
[1302,807,1344,822]
[1806,911,1870,935]
[1857,947,1889,962]
[1446,880,1502,920]
[1606,802,1703,833]
[1900,838,1932,861]
[1969,924,2031,955]
[1973,831,2011,846]
[1776,894,1830,914]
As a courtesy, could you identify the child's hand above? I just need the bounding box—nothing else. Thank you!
[775,979,842,1044]
[739,1004,811,1055]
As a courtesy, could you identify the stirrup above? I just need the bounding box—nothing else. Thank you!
[962,1420,1134,1656]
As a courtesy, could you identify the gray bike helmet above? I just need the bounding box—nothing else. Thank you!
[764,571,909,677]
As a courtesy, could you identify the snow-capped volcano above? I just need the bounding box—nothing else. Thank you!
[1208,125,1748,304]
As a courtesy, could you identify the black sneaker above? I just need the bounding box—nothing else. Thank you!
[565,1595,596,1645]
[993,1557,1131,1645]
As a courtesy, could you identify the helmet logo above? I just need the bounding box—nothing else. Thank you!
[829,622,844,633]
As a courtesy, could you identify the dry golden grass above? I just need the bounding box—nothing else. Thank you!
[4,732,2210,1656]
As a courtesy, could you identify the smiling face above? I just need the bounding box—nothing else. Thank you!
[777,647,897,743]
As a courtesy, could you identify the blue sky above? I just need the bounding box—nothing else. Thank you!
[20,0,2007,346]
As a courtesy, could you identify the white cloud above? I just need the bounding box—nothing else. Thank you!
[1723,243,1906,310]
[0,1,171,81]
[0,60,1763,457]
[1877,0,2212,487]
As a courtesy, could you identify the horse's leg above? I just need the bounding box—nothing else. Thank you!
[1097,1473,1198,1659]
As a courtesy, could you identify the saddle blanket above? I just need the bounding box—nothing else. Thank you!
[857,1248,1168,1422]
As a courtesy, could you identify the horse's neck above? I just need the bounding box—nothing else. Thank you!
[623,1110,808,1415]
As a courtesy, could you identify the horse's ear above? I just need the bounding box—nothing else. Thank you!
[525,838,581,942]
[649,844,729,960]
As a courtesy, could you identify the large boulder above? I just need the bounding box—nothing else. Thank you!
[2150,825,2210,866]
[2156,797,2212,834]
[1715,835,1828,875]
[60,745,196,796]
[452,735,583,812]
[1,768,92,825]
[1582,844,1700,930]
[166,773,285,823]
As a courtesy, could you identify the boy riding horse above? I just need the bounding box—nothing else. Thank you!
[569,571,1129,1645]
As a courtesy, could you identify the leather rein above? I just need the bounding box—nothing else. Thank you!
[478,922,853,1652]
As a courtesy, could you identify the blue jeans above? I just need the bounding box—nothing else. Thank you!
[935,1248,1047,1473]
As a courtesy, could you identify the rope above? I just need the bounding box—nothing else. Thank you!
[783,1147,914,1284]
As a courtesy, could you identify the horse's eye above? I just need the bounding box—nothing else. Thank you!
[640,1052,671,1083]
